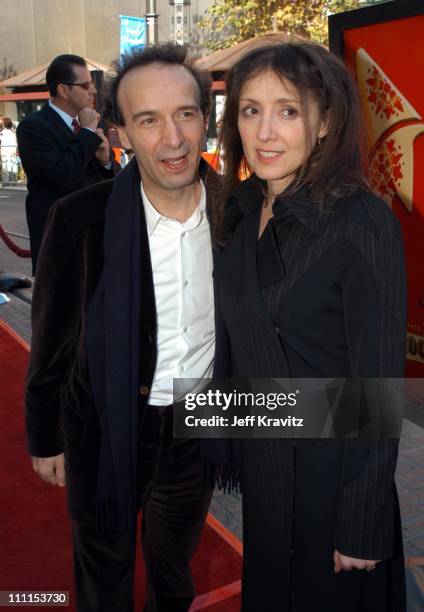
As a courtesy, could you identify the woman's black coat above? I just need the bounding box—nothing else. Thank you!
[212,176,407,611]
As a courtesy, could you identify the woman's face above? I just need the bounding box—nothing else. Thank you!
[237,70,327,195]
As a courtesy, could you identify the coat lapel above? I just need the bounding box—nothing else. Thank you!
[42,103,75,141]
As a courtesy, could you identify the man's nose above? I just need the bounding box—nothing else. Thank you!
[162,119,185,148]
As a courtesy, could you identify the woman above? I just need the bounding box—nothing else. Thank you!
[211,43,406,611]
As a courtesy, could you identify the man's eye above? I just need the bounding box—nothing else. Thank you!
[181,111,195,119]
[141,118,156,126]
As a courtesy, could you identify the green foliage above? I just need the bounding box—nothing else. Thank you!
[196,0,361,51]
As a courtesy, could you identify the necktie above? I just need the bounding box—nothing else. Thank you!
[71,118,81,134]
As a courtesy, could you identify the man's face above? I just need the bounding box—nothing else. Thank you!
[62,64,96,114]
[117,63,206,198]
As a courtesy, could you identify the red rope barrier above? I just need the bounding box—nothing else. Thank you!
[0,224,31,258]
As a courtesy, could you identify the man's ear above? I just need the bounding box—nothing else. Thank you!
[56,83,69,101]
[117,126,131,150]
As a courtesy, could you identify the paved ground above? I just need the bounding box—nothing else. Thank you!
[1,185,423,609]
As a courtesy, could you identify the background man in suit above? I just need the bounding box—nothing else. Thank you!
[17,54,114,273]
[25,45,216,611]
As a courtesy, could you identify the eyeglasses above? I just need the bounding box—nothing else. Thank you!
[61,81,94,90]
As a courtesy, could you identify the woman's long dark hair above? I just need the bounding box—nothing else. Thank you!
[215,42,369,238]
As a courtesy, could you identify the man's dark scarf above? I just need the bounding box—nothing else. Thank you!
[85,158,145,534]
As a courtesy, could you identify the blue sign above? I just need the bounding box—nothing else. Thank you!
[120,15,146,55]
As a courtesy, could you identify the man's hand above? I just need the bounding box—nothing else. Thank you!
[78,107,99,131]
[31,453,66,487]
[334,550,380,573]
[94,128,111,166]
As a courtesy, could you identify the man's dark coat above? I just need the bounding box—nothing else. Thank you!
[25,157,219,531]
[17,103,114,272]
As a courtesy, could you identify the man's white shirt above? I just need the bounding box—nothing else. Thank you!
[141,180,215,406]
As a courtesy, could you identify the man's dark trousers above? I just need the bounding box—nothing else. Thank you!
[71,405,212,612]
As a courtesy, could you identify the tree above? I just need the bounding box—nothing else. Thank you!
[0,57,17,81]
[195,0,361,51]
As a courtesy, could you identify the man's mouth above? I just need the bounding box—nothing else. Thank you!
[160,154,189,171]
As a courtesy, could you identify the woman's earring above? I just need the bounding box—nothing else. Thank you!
[317,136,322,146]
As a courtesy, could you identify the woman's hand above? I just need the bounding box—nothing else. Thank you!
[333,550,380,573]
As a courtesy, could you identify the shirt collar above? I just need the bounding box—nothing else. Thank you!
[233,174,330,236]
[141,180,206,238]
[48,100,77,129]
[272,188,329,236]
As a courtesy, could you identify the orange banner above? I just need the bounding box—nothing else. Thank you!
[342,14,424,376]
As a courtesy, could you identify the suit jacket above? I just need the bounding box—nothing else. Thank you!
[16,103,114,272]
[25,157,219,531]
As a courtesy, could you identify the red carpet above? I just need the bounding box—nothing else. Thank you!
[0,320,241,610]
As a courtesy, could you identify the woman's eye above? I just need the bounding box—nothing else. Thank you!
[241,107,258,116]
[282,108,299,119]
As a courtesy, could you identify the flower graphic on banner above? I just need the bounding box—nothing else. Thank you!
[356,48,424,212]
[366,67,404,121]
[369,139,403,198]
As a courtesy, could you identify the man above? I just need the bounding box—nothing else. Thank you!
[17,54,114,273]
[26,44,217,611]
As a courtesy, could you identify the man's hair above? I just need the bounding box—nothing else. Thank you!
[3,117,13,129]
[46,54,88,97]
[108,43,212,126]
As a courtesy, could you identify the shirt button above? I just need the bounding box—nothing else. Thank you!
[275,326,280,334]
[182,232,186,238]
[183,280,189,286]
[139,385,150,396]
[180,365,185,372]
[183,326,188,332]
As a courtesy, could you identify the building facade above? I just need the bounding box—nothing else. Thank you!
[0,0,213,75]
